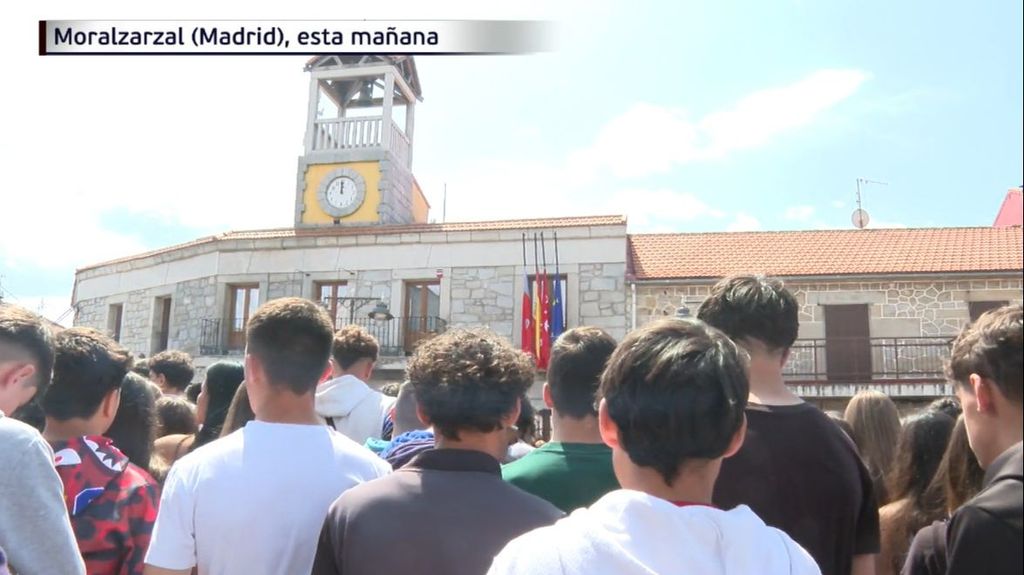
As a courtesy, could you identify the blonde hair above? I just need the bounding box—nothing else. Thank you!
[844,390,901,505]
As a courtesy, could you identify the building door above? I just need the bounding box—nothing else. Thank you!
[228,285,259,351]
[824,304,872,383]
[404,280,440,354]
[156,297,172,352]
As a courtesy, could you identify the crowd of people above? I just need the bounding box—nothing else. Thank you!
[0,274,1020,575]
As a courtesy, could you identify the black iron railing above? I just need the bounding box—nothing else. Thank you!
[784,336,952,384]
[200,318,227,356]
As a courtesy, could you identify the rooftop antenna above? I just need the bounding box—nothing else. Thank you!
[853,178,887,229]
[442,183,447,223]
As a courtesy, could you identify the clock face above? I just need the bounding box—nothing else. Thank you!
[325,177,358,209]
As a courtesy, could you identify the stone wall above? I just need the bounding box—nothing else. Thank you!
[579,263,628,340]
[448,266,516,339]
[170,277,219,355]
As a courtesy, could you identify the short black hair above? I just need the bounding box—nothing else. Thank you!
[43,327,133,421]
[149,350,195,392]
[407,328,533,440]
[697,275,800,351]
[547,327,617,418]
[332,324,380,369]
[599,318,749,486]
[0,303,56,397]
[246,298,334,395]
[947,304,1023,405]
[926,397,962,420]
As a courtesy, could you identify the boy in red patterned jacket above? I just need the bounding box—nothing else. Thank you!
[42,327,159,575]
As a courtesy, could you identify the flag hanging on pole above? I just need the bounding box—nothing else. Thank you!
[521,233,534,358]
[550,232,565,343]
[532,233,542,364]
[538,232,552,369]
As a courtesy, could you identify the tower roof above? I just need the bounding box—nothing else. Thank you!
[304,55,422,100]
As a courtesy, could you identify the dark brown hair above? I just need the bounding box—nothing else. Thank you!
[407,328,533,440]
[331,324,380,369]
[599,318,749,486]
[947,303,1022,405]
[155,396,198,437]
[547,327,617,419]
[844,390,902,506]
[149,350,195,392]
[925,415,985,514]
[246,298,334,394]
[697,275,800,351]
[42,327,133,421]
[106,372,159,470]
[220,382,255,437]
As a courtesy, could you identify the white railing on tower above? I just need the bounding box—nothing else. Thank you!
[311,116,412,169]
[390,122,411,168]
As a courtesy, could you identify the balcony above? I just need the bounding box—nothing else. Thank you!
[311,116,411,168]
[198,315,446,358]
[784,336,952,385]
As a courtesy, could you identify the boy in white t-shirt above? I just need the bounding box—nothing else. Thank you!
[488,318,820,575]
[144,298,390,575]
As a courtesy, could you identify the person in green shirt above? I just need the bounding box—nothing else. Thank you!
[503,326,620,512]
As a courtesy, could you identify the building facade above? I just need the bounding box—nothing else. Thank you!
[70,56,1023,406]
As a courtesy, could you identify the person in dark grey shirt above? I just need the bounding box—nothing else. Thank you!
[942,304,1022,575]
[698,276,879,575]
[311,328,563,575]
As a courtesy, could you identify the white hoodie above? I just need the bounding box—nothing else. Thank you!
[314,375,396,445]
[488,489,820,575]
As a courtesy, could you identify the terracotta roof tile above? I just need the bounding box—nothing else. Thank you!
[628,227,1023,279]
[77,215,626,272]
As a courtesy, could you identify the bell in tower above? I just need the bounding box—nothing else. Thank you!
[295,56,427,227]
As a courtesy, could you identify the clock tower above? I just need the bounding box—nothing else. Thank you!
[295,56,428,227]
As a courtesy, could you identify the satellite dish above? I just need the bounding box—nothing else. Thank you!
[851,208,870,229]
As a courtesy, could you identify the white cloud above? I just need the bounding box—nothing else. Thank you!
[726,213,761,232]
[783,205,816,221]
[603,189,726,231]
[831,200,847,209]
[568,69,868,180]
[699,69,868,158]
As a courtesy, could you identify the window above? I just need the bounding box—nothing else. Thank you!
[107,304,124,342]
[823,304,871,383]
[528,274,568,331]
[153,297,172,354]
[404,280,441,354]
[316,281,349,327]
[968,300,1008,322]
[227,284,259,351]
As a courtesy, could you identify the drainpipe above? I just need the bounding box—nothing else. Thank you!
[626,273,637,330]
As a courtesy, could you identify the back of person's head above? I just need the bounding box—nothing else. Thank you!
[947,304,1023,467]
[0,303,55,414]
[696,275,799,352]
[131,357,150,378]
[185,381,201,404]
[106,372,159,470]
[392,381,422,436]
[331,324,379,374]
[926,396,962,420]
[407,328,533,440]
[888,410,955,511]
[246,297,334,394]
[948,304,1023,406]
[516,395,537,443]
[155,396,198,437]
[825,410,857,446]
[148,350,195,393]
[844,390,901,503]
[925,415,985,515]
[546,326,617,419]
[193,361,245,449]
[42,327,132,423]
[219,382,255,437]
[599,318,749,486]
[380,381,401,397]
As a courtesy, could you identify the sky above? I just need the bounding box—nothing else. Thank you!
[1,0,1022,323]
